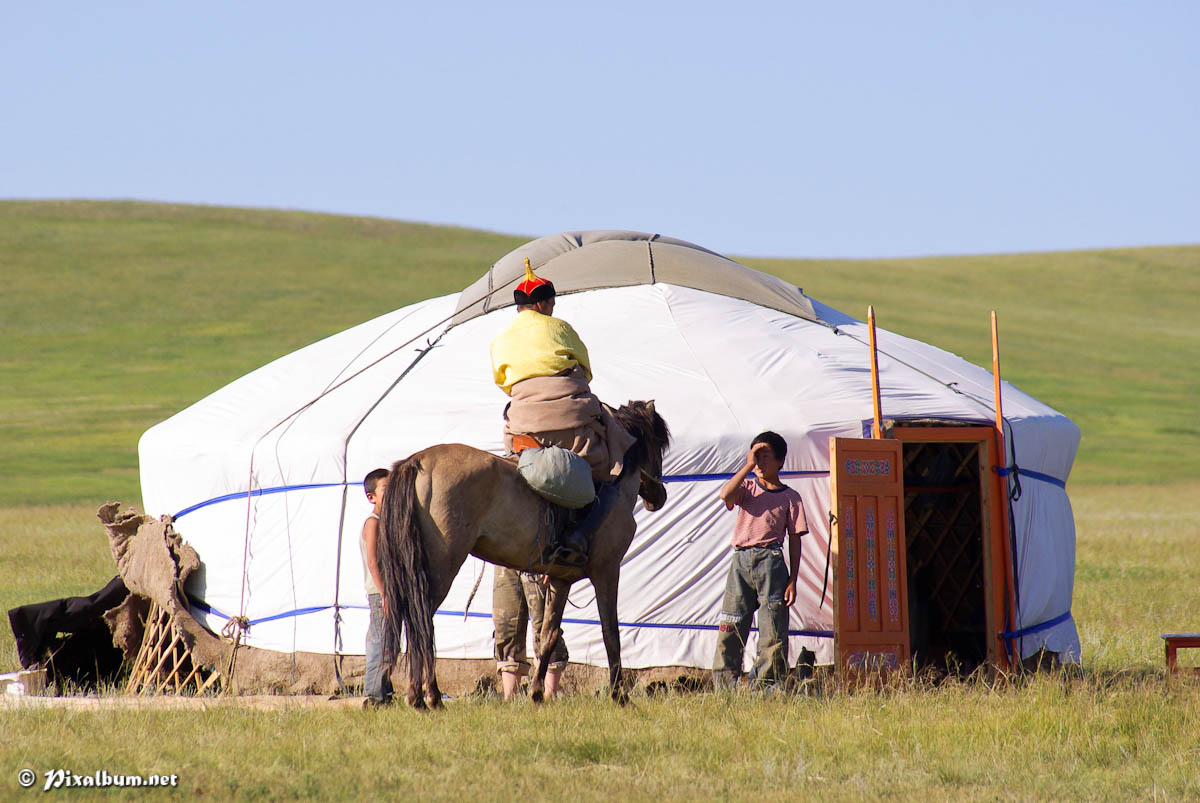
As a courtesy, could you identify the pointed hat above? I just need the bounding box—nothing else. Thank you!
[513,258,555,305]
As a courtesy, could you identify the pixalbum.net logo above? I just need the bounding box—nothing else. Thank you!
[16,768,180,791]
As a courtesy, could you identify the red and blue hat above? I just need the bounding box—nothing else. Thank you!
[514,258,555,305]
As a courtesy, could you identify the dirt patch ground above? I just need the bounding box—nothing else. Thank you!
[1,693,365,711]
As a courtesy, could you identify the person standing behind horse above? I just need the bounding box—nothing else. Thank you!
[489,259,635,567]
[712,431,809,691]
[492,569,570,700]
[360,468,395,707]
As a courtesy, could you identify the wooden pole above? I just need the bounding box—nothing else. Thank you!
[991,310,1019,668]
[168,628,186,692]
[179,662,200,693]
[128,603,163,694]
[868,305,883,439]
[199,669,223,694]
[148,629,181,693]
[991,311,1005,447]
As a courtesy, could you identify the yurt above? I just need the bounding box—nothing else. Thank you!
[138,231,1081,678]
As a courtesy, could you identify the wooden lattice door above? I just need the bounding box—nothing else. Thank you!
[902,441,986,667]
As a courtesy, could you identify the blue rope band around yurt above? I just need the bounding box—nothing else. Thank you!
[187,595,834,639]
[171,473,832,519]
[994,466,1066,489]
[172,482,353,519]
[170,467,1066,520]
[999,610,1072,643]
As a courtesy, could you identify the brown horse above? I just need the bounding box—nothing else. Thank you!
[378,400,670,708]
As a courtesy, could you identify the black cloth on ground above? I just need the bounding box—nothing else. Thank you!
[7,575,129,668]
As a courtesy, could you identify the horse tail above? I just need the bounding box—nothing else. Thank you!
[378,456,436,696]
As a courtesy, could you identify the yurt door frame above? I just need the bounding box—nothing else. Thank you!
[831,427,1016,677]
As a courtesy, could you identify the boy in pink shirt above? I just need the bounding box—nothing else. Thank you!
[713,431,808,690]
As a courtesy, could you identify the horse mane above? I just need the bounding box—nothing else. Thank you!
[613,400,671,478]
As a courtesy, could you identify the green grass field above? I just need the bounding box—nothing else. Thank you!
[4,672,1198,800]
[2,201,1198,800]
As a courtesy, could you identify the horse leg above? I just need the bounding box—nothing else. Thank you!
[417,542,472,711]
[408,610,444,711]
[424,675,443,709]
[591,566,629,705]
[529,576,571,704]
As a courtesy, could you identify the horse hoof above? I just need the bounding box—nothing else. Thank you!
[530,690,544,705]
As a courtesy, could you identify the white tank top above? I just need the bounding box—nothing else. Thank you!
[360,512,380,596]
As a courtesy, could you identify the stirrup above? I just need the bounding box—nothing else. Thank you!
[547,530,590,567]
[548,545,589,568]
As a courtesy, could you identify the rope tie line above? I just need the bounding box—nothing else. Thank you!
[220,615,251,694]
[462,560,486,622]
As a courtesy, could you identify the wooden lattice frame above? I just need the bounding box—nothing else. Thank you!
[902,442,985,635]
[126,600,223,695]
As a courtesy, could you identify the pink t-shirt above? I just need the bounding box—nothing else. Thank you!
[729,478,808,548]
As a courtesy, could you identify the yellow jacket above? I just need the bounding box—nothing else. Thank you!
[490,310,593,395]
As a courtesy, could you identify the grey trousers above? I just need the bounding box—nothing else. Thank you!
[364,593,395,701]
[712,546,790,688]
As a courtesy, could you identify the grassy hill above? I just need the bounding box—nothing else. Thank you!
[750,246,1200,486]
[2,200,1197,507]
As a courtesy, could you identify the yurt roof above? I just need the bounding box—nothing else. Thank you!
[450,230,817,327]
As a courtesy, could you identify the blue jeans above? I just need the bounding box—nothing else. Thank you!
[365,593,394,701]
[712,546,790,688]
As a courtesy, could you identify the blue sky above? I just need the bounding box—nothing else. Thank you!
[3,1,1197,258]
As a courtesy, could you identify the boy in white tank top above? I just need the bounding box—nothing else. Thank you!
[360,468,393,706]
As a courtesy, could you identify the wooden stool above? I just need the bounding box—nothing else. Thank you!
[1161,633,1200,675]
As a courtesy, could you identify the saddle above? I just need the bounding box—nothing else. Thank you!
[510,434,540,454]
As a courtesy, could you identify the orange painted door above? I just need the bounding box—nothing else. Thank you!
[830,437,910,675]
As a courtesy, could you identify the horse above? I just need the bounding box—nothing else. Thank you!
[377,400,670,708]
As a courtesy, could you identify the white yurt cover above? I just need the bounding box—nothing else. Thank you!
[139,231,1082,668]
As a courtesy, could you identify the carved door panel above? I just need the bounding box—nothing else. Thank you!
[830,437,910,675]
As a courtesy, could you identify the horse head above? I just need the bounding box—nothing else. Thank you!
[639,472,668,512]
[615,400,671,512]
